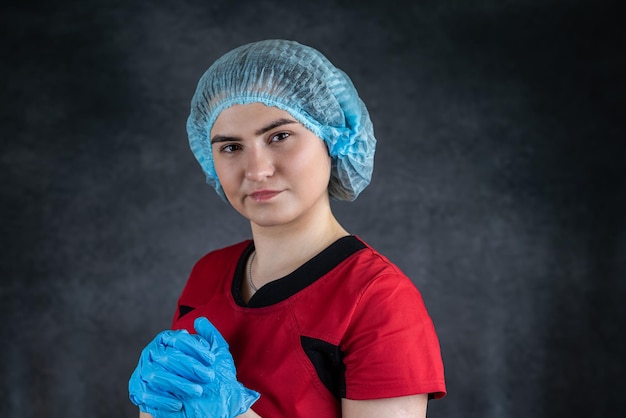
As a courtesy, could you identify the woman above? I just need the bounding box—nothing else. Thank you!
[129,39,446,418]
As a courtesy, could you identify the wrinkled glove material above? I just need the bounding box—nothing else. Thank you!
[129,317,259,418]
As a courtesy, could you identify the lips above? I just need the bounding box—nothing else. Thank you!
[248,190,282,202]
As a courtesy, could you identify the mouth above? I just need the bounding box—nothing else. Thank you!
[248,190,282,202]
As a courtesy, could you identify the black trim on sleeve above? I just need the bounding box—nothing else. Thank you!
[301,336,346,398]
[231,235,366,308]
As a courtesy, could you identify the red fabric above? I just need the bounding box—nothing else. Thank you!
[171,238,446,417]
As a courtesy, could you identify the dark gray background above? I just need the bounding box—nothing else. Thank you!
[1,0,624,417]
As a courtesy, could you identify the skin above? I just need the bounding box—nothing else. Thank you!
[211,103,348,295]
[139,102,429,417]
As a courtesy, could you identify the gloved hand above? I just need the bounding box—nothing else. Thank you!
[179,317,260,418]
[128,317,260,418]
[128,328,217,416]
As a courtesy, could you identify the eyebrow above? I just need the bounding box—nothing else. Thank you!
[211,118,298,144]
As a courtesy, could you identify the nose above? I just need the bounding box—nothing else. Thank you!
[245,145,275,182]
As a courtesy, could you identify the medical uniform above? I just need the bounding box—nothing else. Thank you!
[172,236,446,418]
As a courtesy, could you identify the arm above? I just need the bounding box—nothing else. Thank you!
[139,409,262,417]
[342,394,428,418]
[237,409,262,417]
[140,396,426,418]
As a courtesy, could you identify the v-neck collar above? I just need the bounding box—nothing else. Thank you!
[231,236,366,308]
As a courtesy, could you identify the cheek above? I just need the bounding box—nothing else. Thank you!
[308,162,332,192]
[290,143,331,182]
[213,159,238,189]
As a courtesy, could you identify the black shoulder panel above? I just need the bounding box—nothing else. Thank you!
[301,336,346,398]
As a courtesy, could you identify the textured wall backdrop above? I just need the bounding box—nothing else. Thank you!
[1,0,624,417]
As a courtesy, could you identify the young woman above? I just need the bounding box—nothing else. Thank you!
[129,39,446,418]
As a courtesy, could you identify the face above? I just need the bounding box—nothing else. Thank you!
[211,103,332,228]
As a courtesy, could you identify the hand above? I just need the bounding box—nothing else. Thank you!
[129,328,217,416]
[180,317,260,418]
[129,318,259,418]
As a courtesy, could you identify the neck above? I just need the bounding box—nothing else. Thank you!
[249,200,349,286]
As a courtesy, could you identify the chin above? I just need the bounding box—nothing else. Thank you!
[244,205,304,227]
[249,213,297,228]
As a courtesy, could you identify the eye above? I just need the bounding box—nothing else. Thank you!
[219,143,242,153]
[270,132,290,143]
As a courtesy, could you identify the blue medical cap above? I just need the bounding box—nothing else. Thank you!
[187,39,376,201]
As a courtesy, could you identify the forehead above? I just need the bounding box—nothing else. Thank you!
[211,103,296,136]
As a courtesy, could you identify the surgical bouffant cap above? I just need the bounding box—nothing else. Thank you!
[187,39,376,201]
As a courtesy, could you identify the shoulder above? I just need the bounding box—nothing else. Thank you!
[338,238,436,347]
[294,236,425,332]
[345,236,416,291]
[339,242,446,400]
[297,235,421,310]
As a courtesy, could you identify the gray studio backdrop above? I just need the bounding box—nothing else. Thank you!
[2,0,624,417]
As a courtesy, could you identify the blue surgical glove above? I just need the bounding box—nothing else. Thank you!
[129,328,218,416]
[178,317,260,418]
[129,318,259,418]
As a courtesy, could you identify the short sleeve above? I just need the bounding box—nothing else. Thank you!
[341,273,446,400]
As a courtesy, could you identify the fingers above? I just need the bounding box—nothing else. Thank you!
[152,349,215,383]
[159,330,216,367]
[130,321,236,414]
[130,321,260,418]
[193,317,229,350]
[131,388,184,412]
[146,369,205,398]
